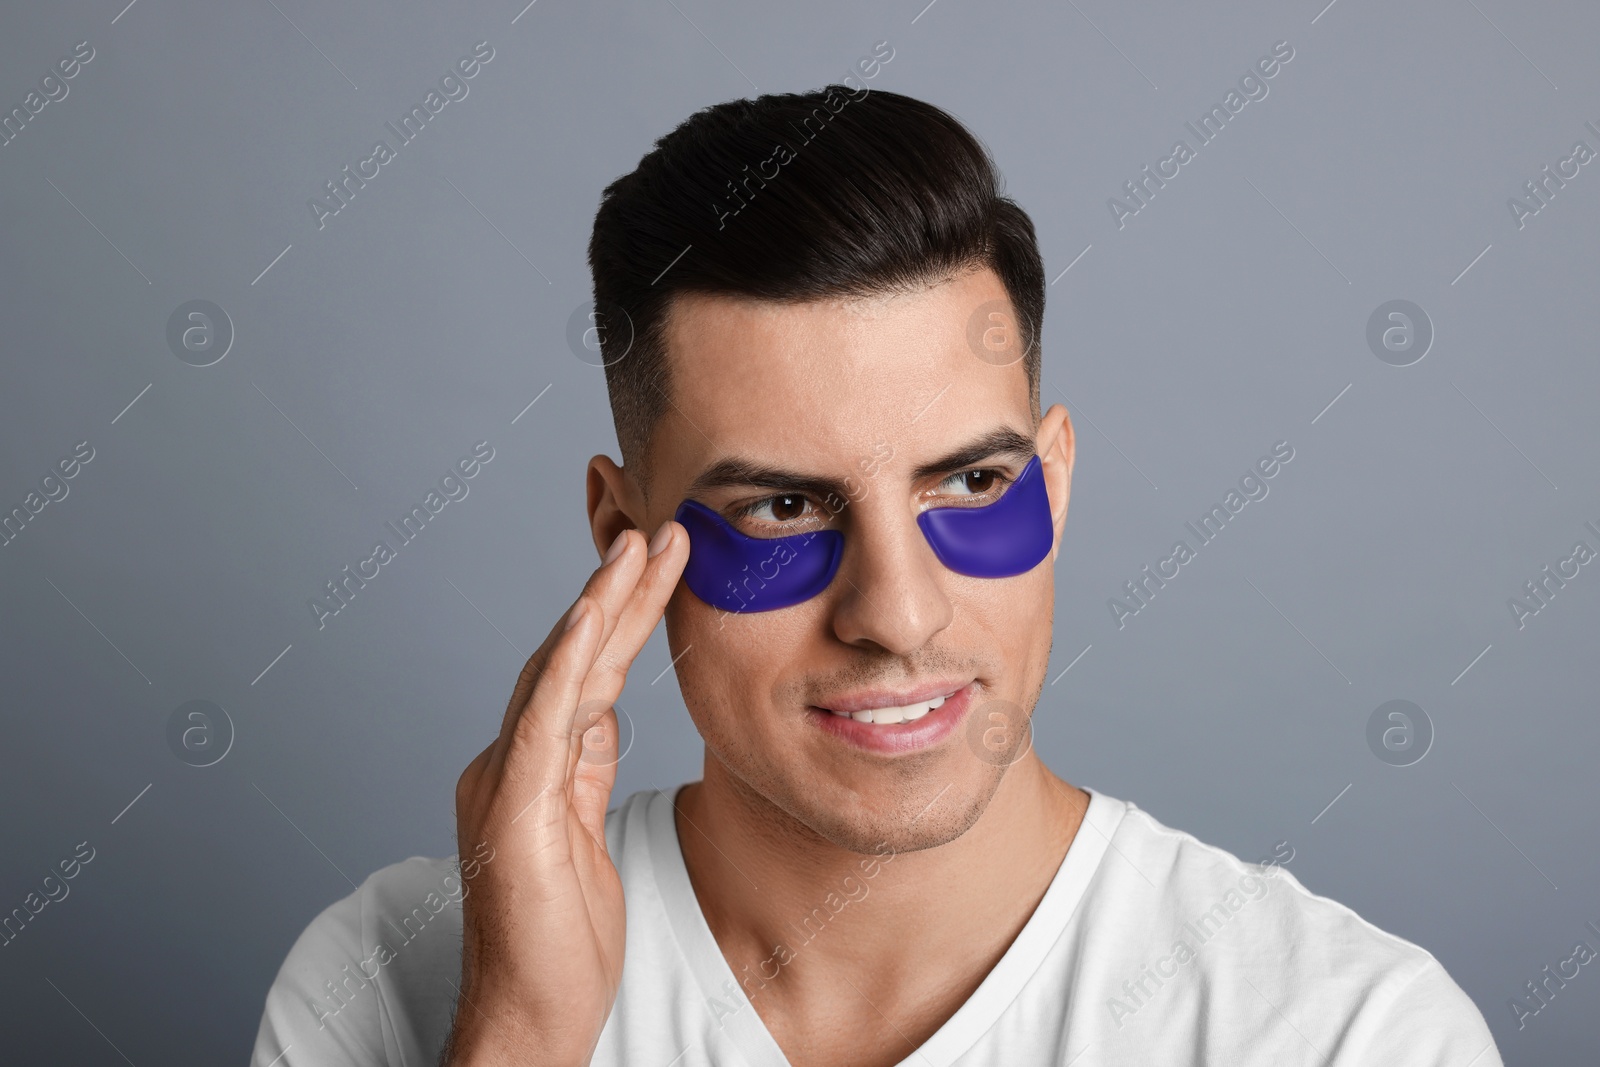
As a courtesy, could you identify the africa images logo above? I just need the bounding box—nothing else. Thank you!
[308,441,495,630]
[308,42,495,231]
[1107,40,1295,229]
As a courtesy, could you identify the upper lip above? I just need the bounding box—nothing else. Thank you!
[812,679,971,715]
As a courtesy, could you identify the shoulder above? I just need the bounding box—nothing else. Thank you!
[250,789,662,1067]
[1109,798,1428,971]
[249,853,463,1066]
[1084,795,1501,1064]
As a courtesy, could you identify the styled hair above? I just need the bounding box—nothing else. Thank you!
[587,86,1045,497]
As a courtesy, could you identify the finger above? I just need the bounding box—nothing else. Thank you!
[486,522,687,793]
[579,521,689,705]
[569,705,621,841]
[496,593,608,814]
[557,524,688,838]
[494,528,651,745]
[555,523,689,792]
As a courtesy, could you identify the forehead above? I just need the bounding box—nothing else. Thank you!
[656,267,1033,479]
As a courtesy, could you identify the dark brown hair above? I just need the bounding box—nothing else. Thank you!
[587,86,1045,496]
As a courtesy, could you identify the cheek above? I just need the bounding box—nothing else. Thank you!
[958,567,1053,626]
[668,579,823,654]
[1019,571,1056,654]
[955,570,1054,671]
[665,590,812,715]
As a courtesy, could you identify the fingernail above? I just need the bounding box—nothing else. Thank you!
[647,522,673,557]
[565,599,589,631]
[602,531,628,566]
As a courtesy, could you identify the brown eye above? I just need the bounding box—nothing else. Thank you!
[961,470,996,494]
[762,494,808,522]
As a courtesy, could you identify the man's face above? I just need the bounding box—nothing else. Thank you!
[619,267,1072,854]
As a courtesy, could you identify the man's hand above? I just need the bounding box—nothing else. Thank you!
[443,522,688,1067]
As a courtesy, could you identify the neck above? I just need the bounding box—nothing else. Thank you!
[673,753,1088,1016]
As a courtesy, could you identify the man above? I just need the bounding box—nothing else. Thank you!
[253,86,1501,1066]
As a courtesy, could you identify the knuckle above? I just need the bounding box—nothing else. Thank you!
[456,751,487,804]
[509,710,563,756]
[588,653,628,690]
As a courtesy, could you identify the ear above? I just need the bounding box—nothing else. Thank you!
[586,454,645,561]
[1035,404,1075,561]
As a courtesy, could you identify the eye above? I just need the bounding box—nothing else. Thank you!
[729,491,841,536]
[937,468,1007,497]
[747,493,812,523]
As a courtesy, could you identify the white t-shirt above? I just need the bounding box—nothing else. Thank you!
[252,785,1501,1066]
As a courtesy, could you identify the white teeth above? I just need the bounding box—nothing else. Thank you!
[831,695,950,724]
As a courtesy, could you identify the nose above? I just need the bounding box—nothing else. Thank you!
[827,495,954,655]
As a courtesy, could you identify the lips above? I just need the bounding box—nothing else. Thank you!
[814,679,970,716]
[807,681,976,754]
[825,693,947,724]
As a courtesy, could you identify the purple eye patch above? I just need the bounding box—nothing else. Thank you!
[914,454,1055,578]
[673,504,845,614]
[673,454,1053,613]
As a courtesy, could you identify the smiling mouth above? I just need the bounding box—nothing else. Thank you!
[823,694,948,725]
[805,681,975,753]
[810,678,971,724]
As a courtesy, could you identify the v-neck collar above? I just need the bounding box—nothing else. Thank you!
[645,781,1124,1067]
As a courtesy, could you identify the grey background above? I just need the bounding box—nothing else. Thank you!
[1,0,1596,1062]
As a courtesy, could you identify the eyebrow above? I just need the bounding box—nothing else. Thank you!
[910,426,1038,480]
[682,426,1038,499]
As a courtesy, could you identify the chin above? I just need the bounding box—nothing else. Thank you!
[780,763,1003,856]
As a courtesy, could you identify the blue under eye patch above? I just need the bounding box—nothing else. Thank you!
[673,454,1053,613]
